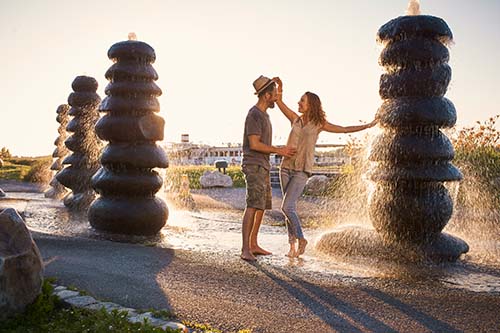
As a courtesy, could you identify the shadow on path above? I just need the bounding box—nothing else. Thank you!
[254,262,462,333]
[36,232,174,311]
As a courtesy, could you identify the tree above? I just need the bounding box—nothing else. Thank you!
[0,147,11,159]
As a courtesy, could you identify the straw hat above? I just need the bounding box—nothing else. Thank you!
[253,75,274,95]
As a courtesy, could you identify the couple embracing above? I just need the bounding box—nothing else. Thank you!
[240,75,377,261]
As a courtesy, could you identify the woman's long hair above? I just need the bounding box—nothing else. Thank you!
[305,91,326,127]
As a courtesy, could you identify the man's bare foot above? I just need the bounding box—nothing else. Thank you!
[298,238,308,255]
[251,246,272,256]
[240,251,257,261]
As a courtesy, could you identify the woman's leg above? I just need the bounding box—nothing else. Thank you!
[280,171,309,251]
[279,168,296,244]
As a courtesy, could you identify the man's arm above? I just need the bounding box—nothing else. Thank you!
[248,135,296,157]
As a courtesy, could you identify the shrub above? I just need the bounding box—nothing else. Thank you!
[23,157,52,184]
[450,115,500,210]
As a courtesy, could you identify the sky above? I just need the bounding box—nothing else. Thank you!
[0,0,499,157]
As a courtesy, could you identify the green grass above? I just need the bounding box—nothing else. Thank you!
[0,161,30,180]
[0,156,51,182]
[0,280,182,333]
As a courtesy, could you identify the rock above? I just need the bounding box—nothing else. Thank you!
[64,295,98,307]
[303,175,330,196]
[0,208,44,320]
[55,289,79,300]
[0,188,5,197]
[199,170,233,188]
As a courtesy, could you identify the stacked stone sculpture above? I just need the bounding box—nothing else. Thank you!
[45,104,70,199]
[88,39,169,235]
[56,76,102,211]
[0,208,43,319]
[316,14,468,262]
[368,15,469,261]
[0,158,4,197]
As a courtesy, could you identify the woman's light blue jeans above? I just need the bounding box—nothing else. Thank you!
[279,168,309,244]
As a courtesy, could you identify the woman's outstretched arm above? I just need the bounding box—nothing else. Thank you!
[273,77,299,124]
[322,119,377,133]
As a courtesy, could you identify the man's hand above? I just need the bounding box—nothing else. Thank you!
[276,145,296,157]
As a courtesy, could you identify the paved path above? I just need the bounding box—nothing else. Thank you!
[2,180,500,332]
[36,231,500,333]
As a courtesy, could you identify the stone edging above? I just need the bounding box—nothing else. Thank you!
[52,285,188,332]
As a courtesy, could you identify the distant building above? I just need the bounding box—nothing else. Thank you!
[164,142,243,166]
[163,136,347,167]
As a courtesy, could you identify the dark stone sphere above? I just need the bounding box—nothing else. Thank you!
[377,15,453,43]
[108,40,156,63]
[376,97,456,128]
[72,76,99,92]
[379,64,451,99]
[379,38,449,68]
[369,182,453,244]
[369,129,455,162]
[88,196,168,236]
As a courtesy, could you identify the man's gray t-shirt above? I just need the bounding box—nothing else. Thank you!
[242,106,272,170]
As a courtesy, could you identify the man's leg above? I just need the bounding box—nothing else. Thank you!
[241,207,257,261]
[250,209,272,255]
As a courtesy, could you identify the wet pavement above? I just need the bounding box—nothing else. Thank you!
[1,181,500,332]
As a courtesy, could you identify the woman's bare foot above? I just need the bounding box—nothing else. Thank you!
[298,238,308,255]
[240,251,257,261]
[285,248,298,258]
[251,246,272,256]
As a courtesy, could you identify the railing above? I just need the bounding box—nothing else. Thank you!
[270,167,341,188]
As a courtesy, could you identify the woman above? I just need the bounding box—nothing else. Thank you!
[274,77,377,258]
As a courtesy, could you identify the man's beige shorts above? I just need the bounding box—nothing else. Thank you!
[242,164,272,210]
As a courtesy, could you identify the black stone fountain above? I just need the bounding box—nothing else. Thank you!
[88,37,169,236]
[56,76,102,211]
[316,13,469,262]
[45,104,70,199]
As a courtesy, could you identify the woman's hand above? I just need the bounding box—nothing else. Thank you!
[272,77,283,93]
[366,118,378,128]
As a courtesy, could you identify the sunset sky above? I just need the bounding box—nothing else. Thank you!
[1,0,499,156]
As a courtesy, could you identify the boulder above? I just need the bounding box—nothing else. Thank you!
[303,175,330,196]
[199,171,233,188]
[0,208,44,320]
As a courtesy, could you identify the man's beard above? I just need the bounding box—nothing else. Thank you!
[268,102,275,108]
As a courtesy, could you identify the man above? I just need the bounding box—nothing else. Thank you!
[241,75,296,261]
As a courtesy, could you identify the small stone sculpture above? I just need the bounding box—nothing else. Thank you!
[368,14,468,261]
[89,38,168,235]
[316,14,469,262]
[45,104,70,199]
[56,76,102,211]
[0,158,5,197]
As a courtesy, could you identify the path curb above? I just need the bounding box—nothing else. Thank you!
[52,284,188,332]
